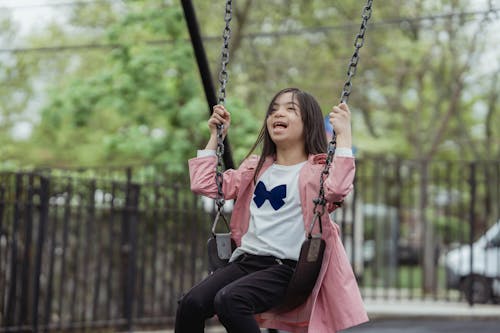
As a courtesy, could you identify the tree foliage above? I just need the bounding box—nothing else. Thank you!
[15,1,259,172]
[0,0,498,171]
[0,12,38,161]
[194,0,499,160]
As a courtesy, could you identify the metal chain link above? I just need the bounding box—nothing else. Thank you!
[340,0,373,105]
[217,0,233,106]
[214,0,233,223]
[310,0,373,236]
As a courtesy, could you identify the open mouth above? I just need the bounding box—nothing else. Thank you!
[273,121,288,129]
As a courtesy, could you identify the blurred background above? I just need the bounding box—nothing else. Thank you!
[0,0,498,169]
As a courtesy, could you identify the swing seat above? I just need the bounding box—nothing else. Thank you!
[207,232,237,273]
[275,235,326,313]
[207,233,325,312]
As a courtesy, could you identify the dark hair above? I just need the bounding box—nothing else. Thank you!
[246,87,328,182]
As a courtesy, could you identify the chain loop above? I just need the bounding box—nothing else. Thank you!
[309,0,373,237]
[340,0,373,105]
[217,0,233,106]
[214,0,233,224]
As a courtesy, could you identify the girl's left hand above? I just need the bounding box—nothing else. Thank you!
[329,103,351,137]
[329,103,352,148]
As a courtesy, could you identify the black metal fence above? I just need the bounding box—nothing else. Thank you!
[0,166,213,332]
[336,159,500,304]
[1,159,499,332]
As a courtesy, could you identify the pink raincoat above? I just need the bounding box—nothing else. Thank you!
[189,153,368,333]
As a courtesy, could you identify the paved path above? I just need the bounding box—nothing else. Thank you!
[364,299,500,319]
[341,318,500,333]
[138,300,500,333]
[156,319,500,333]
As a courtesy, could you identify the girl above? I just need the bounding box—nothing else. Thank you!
[176,88,368,333]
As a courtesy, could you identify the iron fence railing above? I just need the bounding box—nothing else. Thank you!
[334,159,500,304]
[1,159,499,332]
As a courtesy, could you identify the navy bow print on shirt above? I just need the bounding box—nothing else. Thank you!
[253,181,287,210]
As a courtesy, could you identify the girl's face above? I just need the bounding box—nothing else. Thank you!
[266,91,304,149]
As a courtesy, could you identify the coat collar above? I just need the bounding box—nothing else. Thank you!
[262,153,327,167]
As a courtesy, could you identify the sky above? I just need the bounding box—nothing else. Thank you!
[0,0,69,139]
[2,0,498,49]
[1,0,60,37]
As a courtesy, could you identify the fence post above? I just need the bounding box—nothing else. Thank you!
[4,174,23,328]
[20,174,35,327]
[467,162,477,306]
[420,160,436,293]
[121,169,140,332]
[32,176,50,333]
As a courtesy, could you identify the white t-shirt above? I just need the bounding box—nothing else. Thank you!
[196,148,354,261]
[230,161,307,261]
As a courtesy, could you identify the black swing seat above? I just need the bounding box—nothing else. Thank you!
[207,232,237,273]
[274,235,326,313]
[207,228,326,312]
[207,209,237,273]
[207,198,327,311]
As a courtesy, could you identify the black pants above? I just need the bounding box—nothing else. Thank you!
[175,254,296,333]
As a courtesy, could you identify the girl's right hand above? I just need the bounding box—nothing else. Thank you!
[208,104,231,139]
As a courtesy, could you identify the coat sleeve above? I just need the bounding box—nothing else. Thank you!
[188,155,256,200]
[324,155,355,210]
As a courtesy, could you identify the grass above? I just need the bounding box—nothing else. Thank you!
[359,264,456,299]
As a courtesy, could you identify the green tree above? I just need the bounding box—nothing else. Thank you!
[0,12,40,165]
[194,0,499,159]
[25,1,259,171]
[1,0,498,167]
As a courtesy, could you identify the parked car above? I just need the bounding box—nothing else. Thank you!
[444,220,500,304]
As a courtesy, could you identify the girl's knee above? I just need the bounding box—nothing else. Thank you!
[175,292,209,333]
[177,292,205,316]
[214,287,249,319]
[214,289,232,317]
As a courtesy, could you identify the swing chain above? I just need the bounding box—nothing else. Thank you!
[215,0,233,218]
[340,0,373,105]
[215,126,225,210]
[218,0,233,105]
[310,0,373,236]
